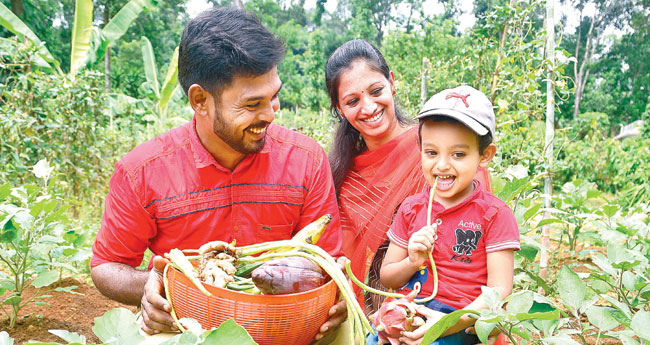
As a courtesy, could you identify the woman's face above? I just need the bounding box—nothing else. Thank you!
[336,60,398,149]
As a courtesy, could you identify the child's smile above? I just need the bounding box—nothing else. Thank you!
[420,120,491,208]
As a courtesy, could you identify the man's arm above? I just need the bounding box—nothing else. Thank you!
[91,262,148,305]
[91,163,171,333]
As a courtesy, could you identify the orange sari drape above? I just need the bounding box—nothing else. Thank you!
[337,126,491,309]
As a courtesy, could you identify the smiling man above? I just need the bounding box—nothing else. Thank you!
[89,7,343,340]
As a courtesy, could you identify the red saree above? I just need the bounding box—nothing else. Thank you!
[337,126,491,312]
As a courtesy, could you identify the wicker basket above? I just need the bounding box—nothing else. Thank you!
[166,265,338,345]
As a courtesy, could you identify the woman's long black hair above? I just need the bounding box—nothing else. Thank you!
[325,39,412,193]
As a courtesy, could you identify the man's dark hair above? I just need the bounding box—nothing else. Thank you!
[178,7,286,97]
[417,115,493,154]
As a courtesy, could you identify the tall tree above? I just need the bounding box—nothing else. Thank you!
[565,0,632,119]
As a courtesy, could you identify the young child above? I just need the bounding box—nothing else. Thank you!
[374,85,520,345]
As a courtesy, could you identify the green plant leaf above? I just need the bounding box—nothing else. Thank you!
[0,2,59,70]
[506,290,534,314]
[421,310,477,344]
[542,334,582,344]
[514,309,560,321]
[518,243,539,261]
[201,319,257,345]
[102,0,155,43]
[55,286,83,295]
[523,269,553,295]
[1,218,17,243]
[556,265,587,314]
[0,331,14,345]
[602,204,618,218]
[523,202,542,222]
[32,270,60,288]
[601,294,633,322]
[481,286,503,310]
[69,0,94,75]
[608,243,644,270]
[159,46,179,112]
[92,307,144,344]
[537,218,564,227]
[0,184,11,202]
[630,310,650,341]
[141,36,160,99]
[49,330,86,344]
[2,295,21,306]
[585,306,620,331]
[474,320,496,345]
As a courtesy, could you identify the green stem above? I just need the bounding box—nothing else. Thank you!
[343,260,402,299]
[163,263,185,332]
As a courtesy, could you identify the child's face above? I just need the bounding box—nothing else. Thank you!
[420,120,494,208]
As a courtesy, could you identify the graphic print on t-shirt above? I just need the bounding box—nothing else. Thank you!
[450,228,483,263]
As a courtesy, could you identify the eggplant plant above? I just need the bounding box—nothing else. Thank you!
[0,160,71,328]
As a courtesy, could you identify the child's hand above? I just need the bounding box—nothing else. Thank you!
[407,224,437,268]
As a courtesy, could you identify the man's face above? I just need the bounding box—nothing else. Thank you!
[211,67,282,154]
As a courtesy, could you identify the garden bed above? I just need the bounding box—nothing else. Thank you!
[0,277,136,344]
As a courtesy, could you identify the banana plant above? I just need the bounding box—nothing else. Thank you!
[0,0,156,75]
[0,2,60,71]
[140,36,179,118]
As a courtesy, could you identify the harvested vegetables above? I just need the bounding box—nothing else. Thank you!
[164,239,373,344]
[162,214,376,344]
[251,256,326,295]
[197,240,239,288]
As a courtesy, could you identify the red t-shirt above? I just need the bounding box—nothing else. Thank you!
[387,181,519,309]
[91,117,342,268]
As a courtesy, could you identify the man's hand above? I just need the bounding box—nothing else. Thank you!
[313,256,349,343]
[140,255,178,334]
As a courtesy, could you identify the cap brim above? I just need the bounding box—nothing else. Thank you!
[416,108,489,136]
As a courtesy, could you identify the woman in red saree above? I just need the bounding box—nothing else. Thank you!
[325,40,491,314]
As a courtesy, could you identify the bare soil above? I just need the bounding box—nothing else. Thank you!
[0,277,137,344]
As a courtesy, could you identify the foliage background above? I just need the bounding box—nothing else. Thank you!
[1,0,649,343]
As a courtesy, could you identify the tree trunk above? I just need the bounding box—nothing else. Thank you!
[573,11,597,120]
[10,0,24,18]
[233,0,244,9]
[104,1,111,91]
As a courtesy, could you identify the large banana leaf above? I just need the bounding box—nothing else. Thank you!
[102,0,155,42]
[158,46,180,113]
[91,0,156,68]
[69,0,93,75]
[0,2,60,71]
[141,36,160,99]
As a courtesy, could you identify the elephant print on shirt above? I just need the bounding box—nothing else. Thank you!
[452,229,483,256]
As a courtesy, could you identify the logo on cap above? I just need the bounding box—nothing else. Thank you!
[445,92,470,108]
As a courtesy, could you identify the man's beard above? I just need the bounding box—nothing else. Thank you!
[212,108,267,154]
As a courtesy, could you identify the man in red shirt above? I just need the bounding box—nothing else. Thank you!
[90,7,344,339]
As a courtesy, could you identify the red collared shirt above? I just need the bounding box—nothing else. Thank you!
[91,117,342,268]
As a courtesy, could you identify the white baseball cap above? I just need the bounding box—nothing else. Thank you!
[416,85,496,137]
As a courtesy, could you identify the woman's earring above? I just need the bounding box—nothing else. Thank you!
[392,89,396,95]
